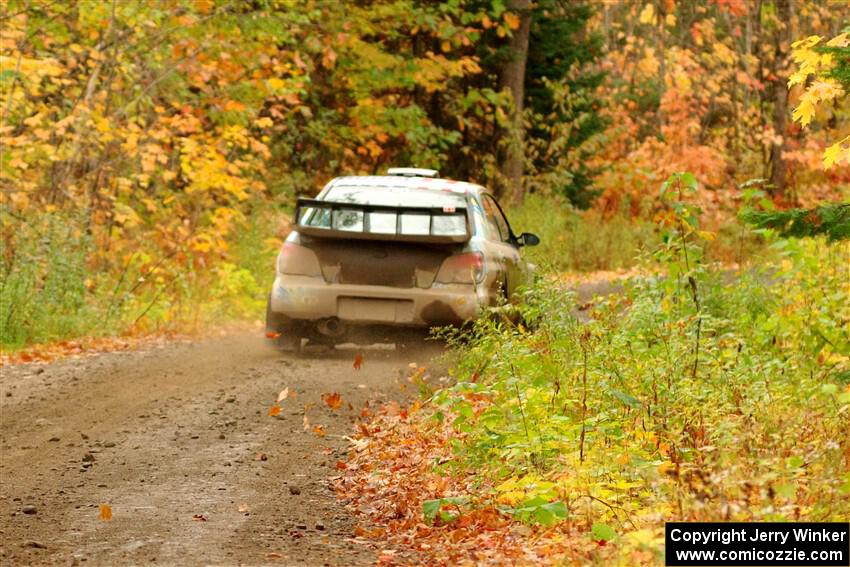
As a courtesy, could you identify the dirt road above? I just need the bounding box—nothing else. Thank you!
[0,334,434,566]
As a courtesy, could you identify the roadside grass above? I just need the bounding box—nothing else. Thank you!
[508,194,772,273]
[0,208,280,351]
[339,234,850,564]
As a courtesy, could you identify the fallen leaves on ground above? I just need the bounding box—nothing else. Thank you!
[268,405,281,417]
[312,424,326,437]
[192,514,207,522]
[334,401,618,566]
[321,392,343,410]
[277,387,291,402]
[99,504,112,521]
[1,323,259,367]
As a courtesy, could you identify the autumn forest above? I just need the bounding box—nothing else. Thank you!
[1,0,849,565]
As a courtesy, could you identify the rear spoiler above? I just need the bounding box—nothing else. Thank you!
[294,198,472,244]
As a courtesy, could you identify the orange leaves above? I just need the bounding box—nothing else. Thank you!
[268,405,281,417]
[353,354,364,370]
[99,504,112,521]
[321,48,337,69]
[503,12,521,30]
[322,392,343,410]
[265,331,281,339]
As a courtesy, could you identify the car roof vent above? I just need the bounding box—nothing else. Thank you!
[387,167,439,178]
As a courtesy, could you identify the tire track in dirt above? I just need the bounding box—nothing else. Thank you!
[0,334,437,566]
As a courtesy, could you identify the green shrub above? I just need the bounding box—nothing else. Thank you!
[431,235,849,543]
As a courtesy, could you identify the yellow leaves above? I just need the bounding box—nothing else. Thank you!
[639,3,655,25]
[112,203,141,228]
[788,32,848,168]
[636,52,659,78]
[823,136,850,169]
[788,37,831,88]
[713,43,736,66]
[254,116,273,128]
[497,490,526,506]
[267,77,285,91]
[93,114,114,142]
[189,234,213,253]
[826,32,849,48]
[415,54,481,93]
[792,80,843,127]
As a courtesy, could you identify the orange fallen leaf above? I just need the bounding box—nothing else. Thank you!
[265,331,281,339]
[268,405,281,417]
[192,514,207,521]
[335,460,348,470]
[353,353,364,370]
[313,424,326,437]
[322,392,343,410]
[99,504,112,521]
[266,552,282,559]
[303,414,310,431]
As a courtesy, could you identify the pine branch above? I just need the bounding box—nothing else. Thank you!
[741,202,850,241]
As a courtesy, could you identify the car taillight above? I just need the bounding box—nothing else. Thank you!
[277,241,321,277]
[436,252,485,284]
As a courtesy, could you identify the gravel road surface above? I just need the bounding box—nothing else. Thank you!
[0,334,435,566]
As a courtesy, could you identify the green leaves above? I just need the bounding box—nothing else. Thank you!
[423,496,469,524]
[503,497,568,526]
[659,171,698,199]
[591,523,616,542]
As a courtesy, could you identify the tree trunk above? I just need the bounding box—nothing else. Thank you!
[499,0,532,204]
[769,0,792,198]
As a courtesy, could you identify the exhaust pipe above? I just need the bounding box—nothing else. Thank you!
[316,317,345,337]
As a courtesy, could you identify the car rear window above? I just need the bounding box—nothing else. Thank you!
[301,185,469,236]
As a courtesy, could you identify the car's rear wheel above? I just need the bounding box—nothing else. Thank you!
[266,296,302,354]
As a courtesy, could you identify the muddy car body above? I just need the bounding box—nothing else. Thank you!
[266,169,539,350]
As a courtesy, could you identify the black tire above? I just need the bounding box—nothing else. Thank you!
[266,295,302,354]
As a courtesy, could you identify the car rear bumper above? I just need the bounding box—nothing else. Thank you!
[269,275,485,327]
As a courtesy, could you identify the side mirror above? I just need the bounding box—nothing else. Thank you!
[518,232,540,247]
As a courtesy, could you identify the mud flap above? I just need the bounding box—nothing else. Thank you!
[266,296,303,354]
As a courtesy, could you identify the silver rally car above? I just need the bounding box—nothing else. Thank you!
[266,168,539,351]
